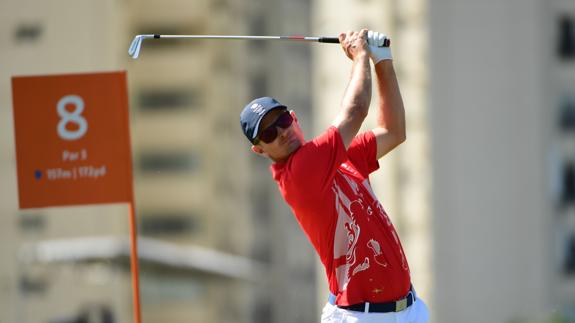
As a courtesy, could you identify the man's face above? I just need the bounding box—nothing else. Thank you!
[251,109,305,162]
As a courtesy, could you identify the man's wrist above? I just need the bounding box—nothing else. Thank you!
[374,59,393,68]
[353,52,370,62]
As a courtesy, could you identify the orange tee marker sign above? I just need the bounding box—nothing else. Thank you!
[12,71,133,209]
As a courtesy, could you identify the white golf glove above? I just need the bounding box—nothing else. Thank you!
[367,30,392,64]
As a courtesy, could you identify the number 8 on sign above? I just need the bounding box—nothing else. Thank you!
[57,95,88,140]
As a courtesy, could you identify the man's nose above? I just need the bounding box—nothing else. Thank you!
[277,126,289,138]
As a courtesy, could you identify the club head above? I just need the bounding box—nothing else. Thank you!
[128,35,155,59]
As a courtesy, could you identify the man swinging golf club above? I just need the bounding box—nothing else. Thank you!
[240,29,429,323]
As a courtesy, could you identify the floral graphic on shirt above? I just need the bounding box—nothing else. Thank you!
[332,167,411,293]
[352,257,370,276]
[344,219,360,264]
[332,181,361,291]
[362,175,408,271]
[361,177,409,272]
[367,239,388,267]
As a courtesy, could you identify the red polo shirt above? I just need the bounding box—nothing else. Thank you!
[271,126,411,305]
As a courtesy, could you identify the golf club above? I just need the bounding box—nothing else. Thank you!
[128,34,390,59]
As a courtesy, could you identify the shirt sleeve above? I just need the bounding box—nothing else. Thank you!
[288,126,347,193]
[346,130,380,178]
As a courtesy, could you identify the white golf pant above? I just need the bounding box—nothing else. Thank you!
[321,297,429,323]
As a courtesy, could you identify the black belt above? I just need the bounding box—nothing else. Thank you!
[328,285,416,313]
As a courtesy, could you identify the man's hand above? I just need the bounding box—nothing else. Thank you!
[339,29,369,61]
[367,30,392,64]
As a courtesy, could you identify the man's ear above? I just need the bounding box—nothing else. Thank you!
[251,145,271,160]
[251,145,264,155]
[290,110,298,122]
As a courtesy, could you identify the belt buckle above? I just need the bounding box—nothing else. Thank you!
[395,298,407,312]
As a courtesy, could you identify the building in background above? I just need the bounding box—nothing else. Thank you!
[127,0,258,320]
[430,0,575,322]
[0,0,135,322]
[0,0,316,322]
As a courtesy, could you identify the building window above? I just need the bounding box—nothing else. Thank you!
[141,272,205,303]
[210,0,228,10]
[252,300,272,323]
[559,96,575,132]
[140,212,197,236]
[19,275,47,295]
[250,15,266,37]
[138,151,199,174]
[565,234,575,275]
[561,162,575,206]
[18,213,45,232]
[68,304,115,323]
[14,23,42,43]
[138,88,199,112]
[558,14,574,60]
[250,73,268,100]
[248,16,267,51]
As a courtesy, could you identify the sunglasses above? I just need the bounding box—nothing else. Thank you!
[254,110,294,144]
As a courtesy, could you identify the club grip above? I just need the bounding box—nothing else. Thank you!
[318,37,340,44]
[318,37,391,47]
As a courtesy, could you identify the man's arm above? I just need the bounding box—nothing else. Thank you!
[331,29,372,149]
[372,59,406,159]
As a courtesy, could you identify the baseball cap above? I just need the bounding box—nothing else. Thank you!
[240,97,286,143]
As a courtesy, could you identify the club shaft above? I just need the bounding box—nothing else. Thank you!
[154,34,339,43]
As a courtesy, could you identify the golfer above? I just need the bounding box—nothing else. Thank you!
[240,29,429,323]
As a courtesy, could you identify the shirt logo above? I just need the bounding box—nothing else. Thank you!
[250,103,266,116]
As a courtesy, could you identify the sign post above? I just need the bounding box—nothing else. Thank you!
[12,71,141,323]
